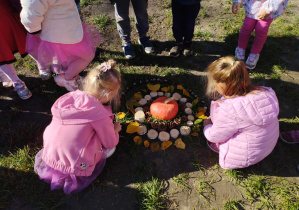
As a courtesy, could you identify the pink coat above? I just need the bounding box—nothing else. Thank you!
[203,87,279,169]
[42,90,119,176]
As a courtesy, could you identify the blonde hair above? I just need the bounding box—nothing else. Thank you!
[205,56,257,99]
[83,60,121,110]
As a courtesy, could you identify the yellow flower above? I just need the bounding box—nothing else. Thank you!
[150,142,160,152]
[126,122,140,133]
[144,140,150,147]
[174,138,186,149]
[161,141,172,150]
[116,112,126,120]
[177,85,183,90]
[147,84,160,92]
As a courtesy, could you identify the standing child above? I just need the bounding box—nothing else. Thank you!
[20,0,102,91]
[203,56,279,169]
[169,0,201,57]
[0,0,32,99]
[232,0,289,69]
[112,0,154,59]
[34,60,122,194]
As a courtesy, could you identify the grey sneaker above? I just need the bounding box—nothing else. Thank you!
[183,41,193,56]
[39,69,52,80]
[138,36,154,54]
[169,42,183,57]
[246,53,260,70]
[122,42,135,59]
[235,47,245,62]
[14,81,32,100]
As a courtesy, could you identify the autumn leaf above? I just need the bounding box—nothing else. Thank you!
[126,122,140,133]
[116,112,126,120]
[150,142,160,152]
[193,125,201,132]
[198,107,207,113]
[194,118,203,125]
[168,85,175,93]
[192,99,199,106]
[196,113,208,119]
[191,132,198,136]
[174,138,185,149]
[161,141,172,150]
[147,84,160,92]
[133,136,142,143]
[134,92,143,100]
[177,85,183,90]
[161,86,169,92]
[144,140,150,147]
[182,88,192,98]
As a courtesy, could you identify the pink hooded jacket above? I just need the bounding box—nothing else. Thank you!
[204,87,279,169]
[42,90,119,176]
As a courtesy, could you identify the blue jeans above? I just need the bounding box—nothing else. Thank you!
[172,0,201,43]
[114,0,149,41]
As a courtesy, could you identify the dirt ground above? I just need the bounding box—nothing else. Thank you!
[1,0,299,209]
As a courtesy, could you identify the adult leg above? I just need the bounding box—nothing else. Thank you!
[131,0,149,38]
[172,0,184,43]
[251,18,273,54]
[182,3,201,42]
[114,0,131,42]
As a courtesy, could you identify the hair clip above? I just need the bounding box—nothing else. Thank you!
[98,62,112,73]
[231,61,235,66]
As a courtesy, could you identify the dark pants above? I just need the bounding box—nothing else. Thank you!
[172,0,201,43]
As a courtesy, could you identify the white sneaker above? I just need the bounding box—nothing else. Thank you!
[104,147,116,159]
[0,71,13,87]
[246,53,260,70]
[54,74,79,92]
[235,47,245,62]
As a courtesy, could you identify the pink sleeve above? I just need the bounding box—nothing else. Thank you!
[203,106,239,143]
[91,118,119,149]
[263,0,287,14]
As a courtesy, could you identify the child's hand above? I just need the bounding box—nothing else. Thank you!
[232,3,241,14]
[203,117,212,127]
[114,122,122,132]
[257,8,270,20]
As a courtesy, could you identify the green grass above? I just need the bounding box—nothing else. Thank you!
[92,15,112,30]
[172,173,191,191]
[223,199,244,210]
[197,180,215,204]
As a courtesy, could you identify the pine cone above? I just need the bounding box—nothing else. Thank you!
[178,102,186,110]
[158,122,167,131]
[168,121,176,129]
[173,118,181,126]
[147,116,153,123]
[181,115,188,122]
[151,121,159,129]
[145,111,152,118]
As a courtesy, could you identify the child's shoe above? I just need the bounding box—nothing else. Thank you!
[138,36,154,54]
[39,69,52,80]
[235,47,245,62]
[207,140,219,153]
[54,74,80,92]
[280,130,299,144]
[245,52,260,70]
[103,147,116,159]
[169,42,183,57]
[14,81,32,100]
[183,41,193,56]
[122,41,135,59]
[0,71,13,87]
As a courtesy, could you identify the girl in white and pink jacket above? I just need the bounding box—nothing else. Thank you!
[232,0,289,69]
[20,0,102,91]
[203,56,279,169]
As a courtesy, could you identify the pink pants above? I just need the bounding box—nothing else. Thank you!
[238,17,273,54]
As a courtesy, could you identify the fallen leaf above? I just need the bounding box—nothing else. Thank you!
[193,125,201,132]
[174,138,185,149]
[144,140,150,147]
[161,86,169,92]
[177,85,183,90]
[194,118,203,125]
[198,107,207,113]
[116,112,126,120]
[192,99,199,106]
[147,84,160,92]
[168,85,175,93]
[191,132,199,136]
[150,142,160,152]
[133,136,142,143]
[126,122,140,133]
[134,92,143,100]
[183,88,192,98]
[161,141,172,150]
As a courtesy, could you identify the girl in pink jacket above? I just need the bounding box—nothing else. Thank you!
[232,0,289,69]
[34,60,122,194]
[203,56,279,169]
[20,0,103,91]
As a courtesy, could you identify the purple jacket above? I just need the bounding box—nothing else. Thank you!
[42,90,119,176]
[204,87,279,169]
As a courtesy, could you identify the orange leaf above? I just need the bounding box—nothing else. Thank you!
[144,140,150,147]
[182,88,192,98]
[198,107,207,114]
[177,85,183,90]
[191,132,198,136]
[174,138,185,149]
[150,142,160,152]
[134,92,143,100]
[133,136,142,143]
[161,141,172,150]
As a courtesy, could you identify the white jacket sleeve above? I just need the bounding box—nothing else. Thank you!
[203,106,239,143]
[20,0,52,33]
[263,0,287,14]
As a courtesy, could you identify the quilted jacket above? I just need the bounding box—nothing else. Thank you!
[204,87,279,169]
